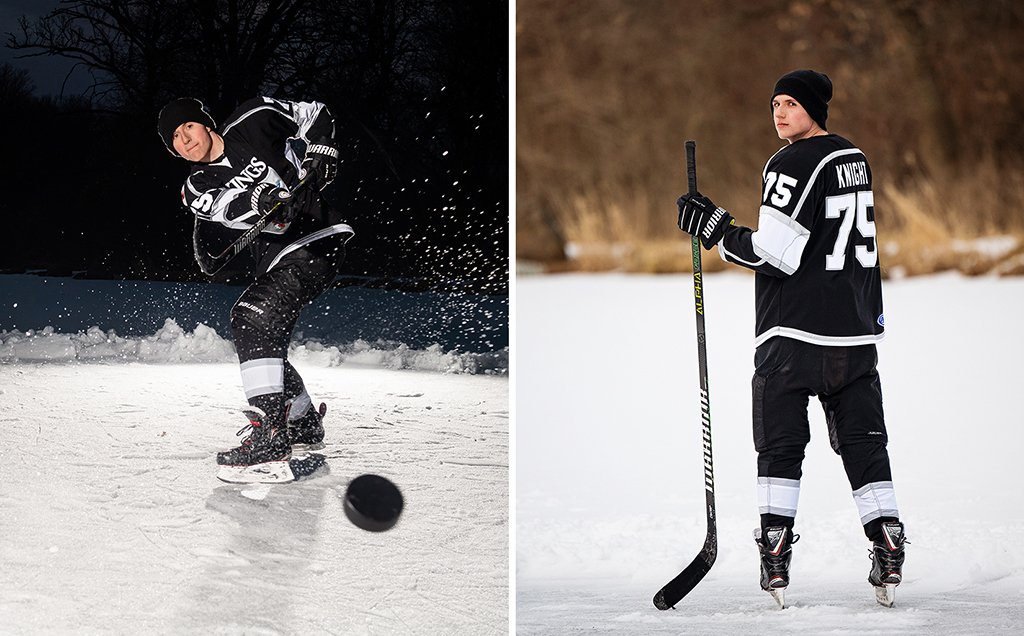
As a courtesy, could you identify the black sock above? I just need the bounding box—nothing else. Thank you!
[864,516,900,543]
[760,514,796,540]
[249,392,287,427]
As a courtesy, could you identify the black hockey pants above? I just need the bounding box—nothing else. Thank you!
[230,241,344,421]
[752,337,899,541]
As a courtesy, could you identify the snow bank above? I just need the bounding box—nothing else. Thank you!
[0,274,508,374]
[0,318,508,374]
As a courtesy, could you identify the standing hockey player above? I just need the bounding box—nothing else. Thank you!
[676,70,906,608]
[157,96,354,483]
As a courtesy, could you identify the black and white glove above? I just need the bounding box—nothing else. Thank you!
[251,182,297,223]
[677,192,733,250]
[299,138,339,190]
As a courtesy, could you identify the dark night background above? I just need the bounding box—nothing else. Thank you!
[0,0,508,295]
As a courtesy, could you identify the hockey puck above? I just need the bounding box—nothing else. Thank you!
[343,474,404,532]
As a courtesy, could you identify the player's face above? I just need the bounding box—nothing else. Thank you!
[772,95,817,143]
[172,122,215,162]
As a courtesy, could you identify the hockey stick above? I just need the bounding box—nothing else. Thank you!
[653,140,718,610]
[198,176,315,275]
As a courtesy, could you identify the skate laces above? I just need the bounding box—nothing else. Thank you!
[871,536,908,569]
[234,420,262,447]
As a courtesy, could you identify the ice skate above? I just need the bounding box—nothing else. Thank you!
[216,407,294,483]
[288,401,327,452]
[869,521,906,607]
[755,526,799,609]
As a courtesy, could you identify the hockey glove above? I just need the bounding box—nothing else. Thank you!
[251,183,297,223]
[677,192,733,250]
[300,138,339,190]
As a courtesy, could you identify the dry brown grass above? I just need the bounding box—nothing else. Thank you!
[553,186,734,273]
[549,154,1024,276]
[516,0,1024,276]
[877,155,1024,277]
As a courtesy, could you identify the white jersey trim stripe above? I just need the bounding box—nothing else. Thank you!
[761,146,787,180]
[265,223,355,272]
[221,105,283,136]
[719,241,765,267]
[789,147,864,221]
[755,326,885,348]
[185,178,203,198]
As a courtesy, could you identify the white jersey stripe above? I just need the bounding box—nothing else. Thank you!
[755,326,885,348]
[265,223,355,272]
[789,148,863,221]
[719,241,765,267]
[221,105,282,136]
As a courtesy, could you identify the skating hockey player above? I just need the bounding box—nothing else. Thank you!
[157,96,353,482]
[676,70,907,608]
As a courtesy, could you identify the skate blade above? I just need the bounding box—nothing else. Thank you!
[769,587,786,609]
[217,454,327,484]
[217,460,295,484]
[874,583,896,607]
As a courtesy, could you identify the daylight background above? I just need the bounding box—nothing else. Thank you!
[517,0,1024,275]
[517,1,1024,633]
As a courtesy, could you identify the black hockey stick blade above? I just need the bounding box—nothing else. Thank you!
[653,549,715,610]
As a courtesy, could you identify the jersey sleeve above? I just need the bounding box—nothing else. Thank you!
[718,148,822,277]
[182,169,264,230]
[262,96,335,144]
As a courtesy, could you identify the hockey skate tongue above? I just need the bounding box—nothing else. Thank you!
[767,528,786,555]
[882,523,903,551]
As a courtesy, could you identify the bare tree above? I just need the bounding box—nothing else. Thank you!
[0,63,36,103]
[8,0,310,116]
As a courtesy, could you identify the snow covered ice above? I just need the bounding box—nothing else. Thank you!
[517,272,1024,635]
[0,276,508,634]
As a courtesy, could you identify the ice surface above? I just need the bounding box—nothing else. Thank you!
[517,272,1024,634]
[0,362,507,634]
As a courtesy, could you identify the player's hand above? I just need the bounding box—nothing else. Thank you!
[253,183,297,222]
[300,138,339,190]
[677,192,733,249]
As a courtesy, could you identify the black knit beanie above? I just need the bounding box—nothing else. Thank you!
[157,97,216,156]
[771,70,832,130]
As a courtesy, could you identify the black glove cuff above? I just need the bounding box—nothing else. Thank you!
[700,207,733,248]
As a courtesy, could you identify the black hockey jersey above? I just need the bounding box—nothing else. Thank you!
[180,96,353,275]
[718,134,884,347]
